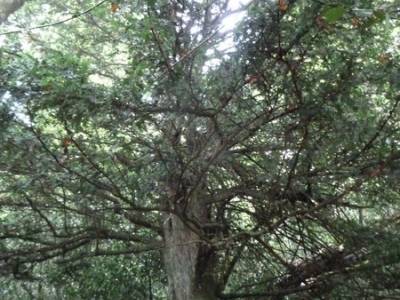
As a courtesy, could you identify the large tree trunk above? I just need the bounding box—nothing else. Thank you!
[162,195,217,300]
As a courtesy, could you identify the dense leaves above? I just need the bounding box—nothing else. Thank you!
[0,0,400,299]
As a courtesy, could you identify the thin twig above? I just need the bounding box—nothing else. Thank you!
[0,0,108,36]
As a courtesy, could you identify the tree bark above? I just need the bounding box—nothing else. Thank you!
[162,195,217,300]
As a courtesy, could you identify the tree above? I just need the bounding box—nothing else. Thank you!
[1,0,400,299]
[0,0,26,24]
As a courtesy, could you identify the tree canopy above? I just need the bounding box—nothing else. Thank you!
[0,0,400,299]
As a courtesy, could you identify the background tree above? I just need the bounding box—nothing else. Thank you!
[0,0,26,23]
[1,0,400,299]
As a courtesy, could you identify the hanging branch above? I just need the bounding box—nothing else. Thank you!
[0,0,108,35]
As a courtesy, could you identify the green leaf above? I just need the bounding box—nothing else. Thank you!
[365,9,385,27]
[322,5,346,23]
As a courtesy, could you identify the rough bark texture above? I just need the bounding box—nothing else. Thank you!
[163,192,217,300]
